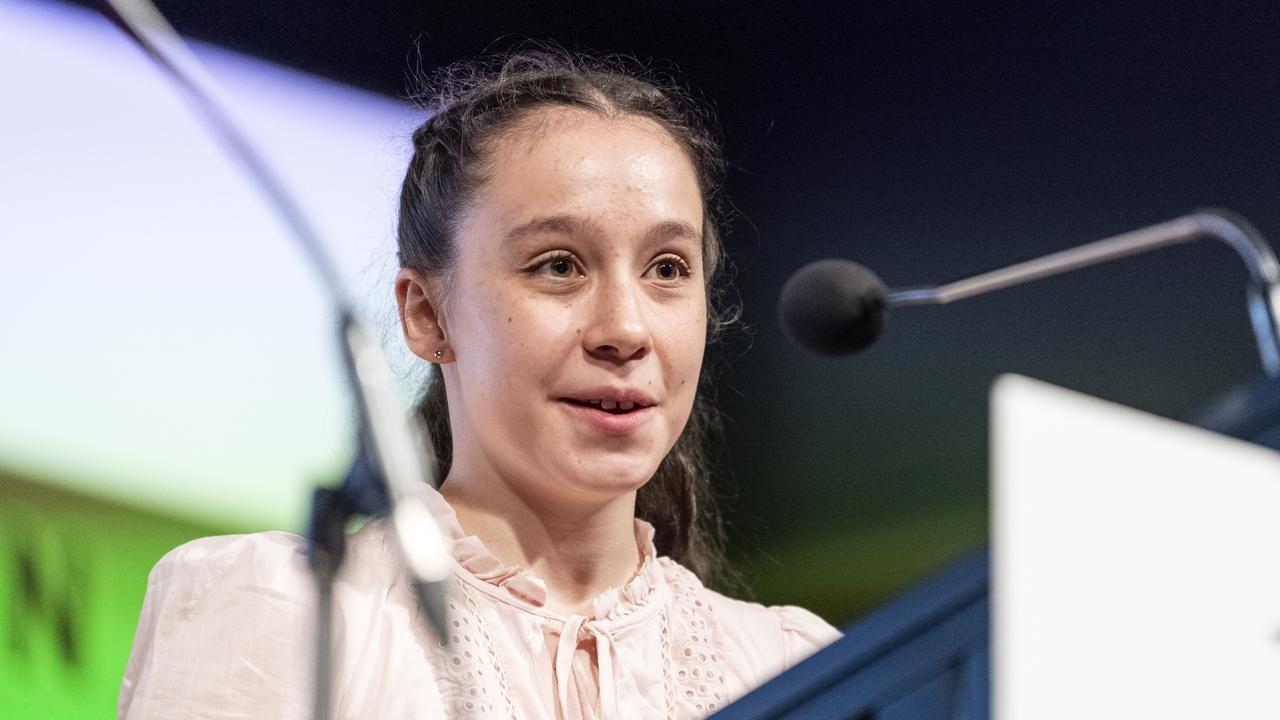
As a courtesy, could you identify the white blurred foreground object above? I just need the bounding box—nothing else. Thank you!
[0,0,418,529]
[95,1,451,716]
[993,375,1280,719]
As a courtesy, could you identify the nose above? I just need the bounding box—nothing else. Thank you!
[583,273,651,364]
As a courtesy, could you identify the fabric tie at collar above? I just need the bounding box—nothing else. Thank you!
[555,614,620,720]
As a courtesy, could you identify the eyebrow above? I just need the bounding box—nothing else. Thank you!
[504,215,588,243]
[503,214,702,246]
[645,219,703,246]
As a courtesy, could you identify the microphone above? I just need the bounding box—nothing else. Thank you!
[778,210,1280,378]
[778,259,888,355]
[98,3,452,717]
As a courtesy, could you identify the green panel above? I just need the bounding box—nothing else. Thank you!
[0,470,229,720]
[747,504,990,625]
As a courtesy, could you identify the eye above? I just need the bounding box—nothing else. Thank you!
[531,253,582,279]
[645,255,692,282]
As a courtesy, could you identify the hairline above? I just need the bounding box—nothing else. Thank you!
[435,102,715,305]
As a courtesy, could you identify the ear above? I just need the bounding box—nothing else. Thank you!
[395,268,453,363]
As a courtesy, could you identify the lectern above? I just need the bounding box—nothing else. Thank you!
[714,375,1280,719]
[711,548,989,719]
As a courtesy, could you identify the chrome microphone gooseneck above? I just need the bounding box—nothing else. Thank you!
[97,3,452,719]
[779,210,1280,377]
[886,211,1280,377]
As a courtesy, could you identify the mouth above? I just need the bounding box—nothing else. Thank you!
[560,397,652,414]
[557,389,658,434]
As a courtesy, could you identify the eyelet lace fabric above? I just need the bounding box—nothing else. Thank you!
[660,560,731,718]
[430,560,735,720]
[429,579,517,720]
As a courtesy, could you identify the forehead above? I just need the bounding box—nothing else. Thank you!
[461,107,704,238]
[494,105,690,162]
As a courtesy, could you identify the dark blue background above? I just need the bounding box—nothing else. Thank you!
[95,0,1280,621]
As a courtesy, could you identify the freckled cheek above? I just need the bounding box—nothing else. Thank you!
[465,289,578,386]
[661,310,708,404]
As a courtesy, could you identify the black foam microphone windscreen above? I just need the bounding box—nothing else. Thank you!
[778,259,889,355]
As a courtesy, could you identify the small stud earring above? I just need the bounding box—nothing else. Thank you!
[433,349,444,359]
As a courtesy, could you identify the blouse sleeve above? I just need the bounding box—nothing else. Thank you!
[117,532,316,720]
[775,604,842,668]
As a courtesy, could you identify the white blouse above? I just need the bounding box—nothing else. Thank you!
[118,485,840,719]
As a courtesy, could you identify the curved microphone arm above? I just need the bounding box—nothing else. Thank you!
[887,211,1280,378]
[101,0,346,299]
[98,3,452,717]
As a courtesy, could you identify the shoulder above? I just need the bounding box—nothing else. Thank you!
[120,525,409,719]
[146,530,312,602]
[146,521,399,599]
[120,531,316,718]
[659,558,841,671]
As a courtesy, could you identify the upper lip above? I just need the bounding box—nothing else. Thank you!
[560,386,658,407]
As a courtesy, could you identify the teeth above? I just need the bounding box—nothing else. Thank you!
[574,397,643,411]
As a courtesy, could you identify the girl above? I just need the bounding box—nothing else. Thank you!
[119,50,838,720]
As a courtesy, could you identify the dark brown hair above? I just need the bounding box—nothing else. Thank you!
[397,48,740,585]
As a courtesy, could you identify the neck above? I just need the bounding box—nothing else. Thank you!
[440,468,643,617]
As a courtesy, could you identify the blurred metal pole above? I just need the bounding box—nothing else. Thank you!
[97,3,453,719]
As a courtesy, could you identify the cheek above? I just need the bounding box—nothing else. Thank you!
[664,299,708,398]
[452,272,521,349]
[453,283,572,394]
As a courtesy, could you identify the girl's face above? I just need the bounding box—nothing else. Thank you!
[426,108,708,508]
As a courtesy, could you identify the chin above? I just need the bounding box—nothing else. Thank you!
[561,454,660,499]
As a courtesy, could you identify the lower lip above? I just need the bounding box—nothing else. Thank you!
[559,401,655,435]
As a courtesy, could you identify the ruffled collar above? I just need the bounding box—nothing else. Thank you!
[419,483,664,622]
